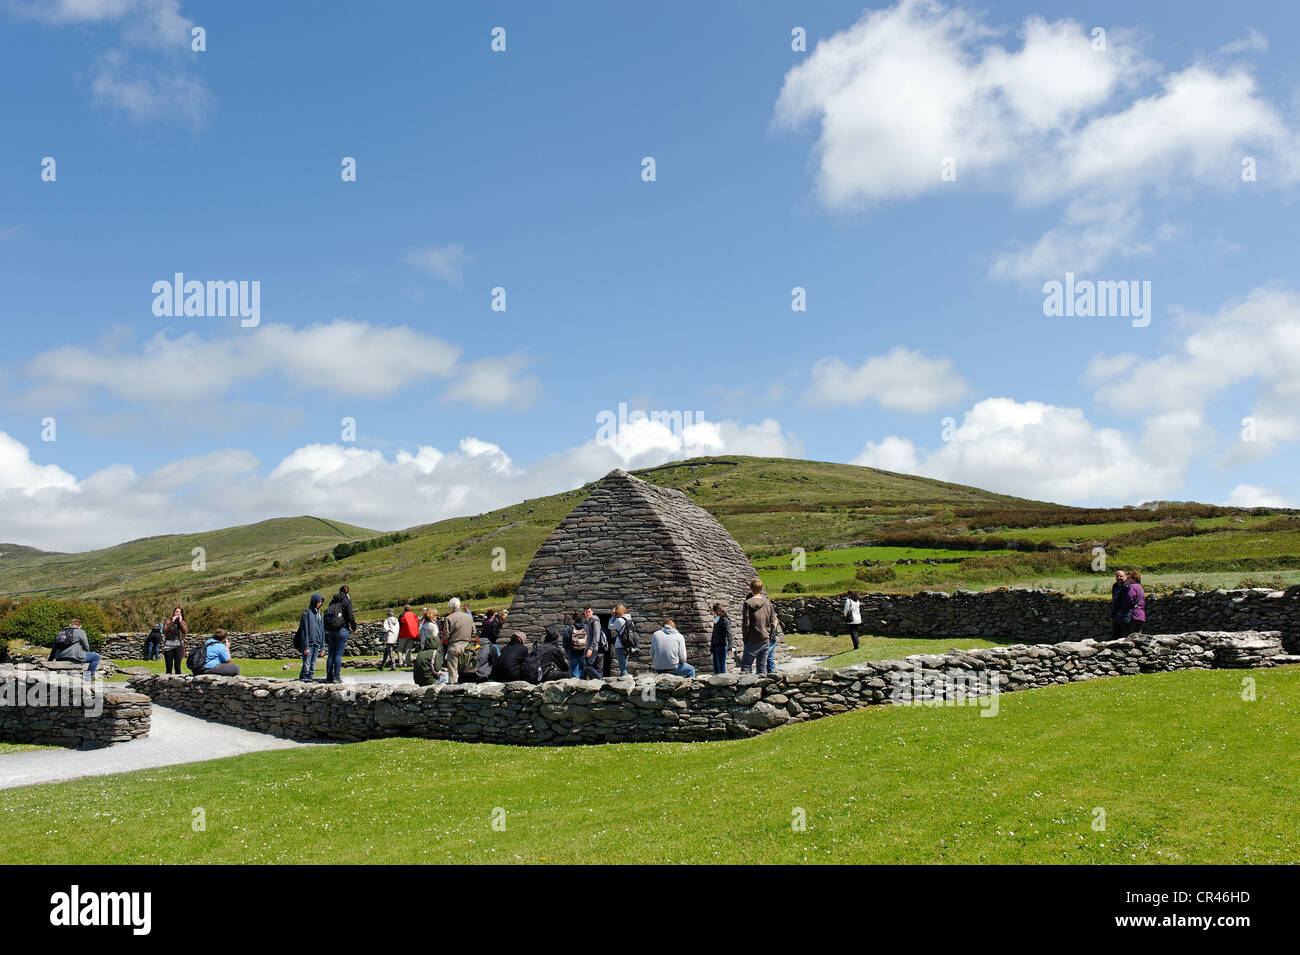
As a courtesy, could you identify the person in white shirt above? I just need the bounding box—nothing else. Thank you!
[842,591,862,650]
[650,619,695,678]
[381,608,401,670]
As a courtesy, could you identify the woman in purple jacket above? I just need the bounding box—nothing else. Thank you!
[1123,570,1147,636]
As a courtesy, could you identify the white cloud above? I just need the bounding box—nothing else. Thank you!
[775,1,1300,281]
[404,243,475,285]
[90,50,211,128]
[805,346,967,412]
[22,319,540,410]
[1225,484,1292,508]
[0,417,802,551]
[1218,29,1268,56]
[851,397,1180,503]
[1081,351,1139,386]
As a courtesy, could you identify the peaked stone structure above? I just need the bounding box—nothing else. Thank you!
[507,469,761,667]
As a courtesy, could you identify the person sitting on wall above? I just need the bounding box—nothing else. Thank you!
[413,641,447,686]
[473,631,500,681]
[531,629,569,684]
[49,618,102,682]
[492,630,532,682]
[651,619,695,678]
[203,629,241,677]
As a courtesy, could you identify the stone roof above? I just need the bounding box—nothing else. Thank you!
[506,469,759,660]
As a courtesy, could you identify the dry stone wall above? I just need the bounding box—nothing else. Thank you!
[778,587,1300,652]
[0,665,151,748]
[126,630,1293,745]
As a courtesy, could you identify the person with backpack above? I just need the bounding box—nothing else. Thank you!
[50,618,100,682]
[531,629,569,683]
[322,585,357,684]
[381,608,401,670]
[842,590,862,650]
[710,603,732,674]
[741,578,777,675]
[295,593,326,681]
[563,611,588,679]
[582,606,606,678]
[443,597,475,684]
[651,619,695,677]
[201,629,241,676]
[492,630,532,682]
[144,623,163,661]
[608,604,638,677]
[161,606,187,675]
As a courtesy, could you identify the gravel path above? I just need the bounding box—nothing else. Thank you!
[0,704,330,792]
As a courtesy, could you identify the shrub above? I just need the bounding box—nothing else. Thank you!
[782,581,806,593]
[855,565,897,584]
[0,599,111,649]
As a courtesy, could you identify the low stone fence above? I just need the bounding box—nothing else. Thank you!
[0,665,151,748]
[776,587,1300,652]
[126,630,1293,746]
[98,623,393,660]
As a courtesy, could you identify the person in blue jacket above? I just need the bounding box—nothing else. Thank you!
[296,593,325,681]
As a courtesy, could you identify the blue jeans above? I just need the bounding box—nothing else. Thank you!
[326,629,349,682]
[84,651,101,680]
[568,650,585,679]
[615,647,629,676]
[741,643,770,674]
[656,662,695,678]
[144,638,160,661]
[768,636,777,672]
[711,646,728,673]
[299,641,322,681]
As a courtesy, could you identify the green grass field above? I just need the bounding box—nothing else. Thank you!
[1,667,1295,864]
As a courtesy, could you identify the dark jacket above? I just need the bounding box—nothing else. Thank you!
[585,616,605,653]
[413,647,444,686]
[492,640,531,682]
[711,615,732,650]
[1110,581,1127,620]
[52,627,90,663]
[532,641,569,683]
[325,592,356,633]
[297,593,325,648]
[163,616,187,648]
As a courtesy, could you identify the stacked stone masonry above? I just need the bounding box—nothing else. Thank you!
[126,630,1294,746]
[0,664,151,748]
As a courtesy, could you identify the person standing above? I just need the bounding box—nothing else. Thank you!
[397,603,420,667]
[481,609,500,647]
[1124,570,1147,636]
[295,593,325,681]
[710,603,732,674]
[563,611,588,679]
[651,619,695,678]
[443,597,475,684]
[741,578,777,674]
[144,623,163,661]
[419,608,439,656]
[609,604,636,677]
[842,591,862,650]
[381,608,401,670]
[161,606,187,675]
[1110,570,1129,639]
[323,585,356,684]
[583,606,606,678]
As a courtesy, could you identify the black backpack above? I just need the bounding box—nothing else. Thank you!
[52,627,77,651]
[186,639,212,674]
[324,599,346,631]
[615,616,640,652]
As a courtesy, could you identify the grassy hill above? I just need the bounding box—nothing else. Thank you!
[2,455,1298,630]
[2,666,1295,864]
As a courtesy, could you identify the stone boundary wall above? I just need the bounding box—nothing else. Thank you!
[776,587,1300,652]
[0,665,151,748]
[126,630,1293,746]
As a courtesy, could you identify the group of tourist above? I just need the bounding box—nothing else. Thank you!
[1110,569,1147,638]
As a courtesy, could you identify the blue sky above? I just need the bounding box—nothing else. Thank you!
[2,0,1299,550]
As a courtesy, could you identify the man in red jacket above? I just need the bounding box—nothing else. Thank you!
[397,603,421,666]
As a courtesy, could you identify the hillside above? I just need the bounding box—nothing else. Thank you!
[2,455,1297,629]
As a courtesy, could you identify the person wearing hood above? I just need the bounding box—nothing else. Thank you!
[710,603,732,674]
[381,607,401,670]
[296,593,326,682]
[651,619,695,677]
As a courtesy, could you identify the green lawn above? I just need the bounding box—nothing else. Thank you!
[107,658,398,681]
[0,742,53,755]
[783,633,1010,668]
[1,667,1295,864]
